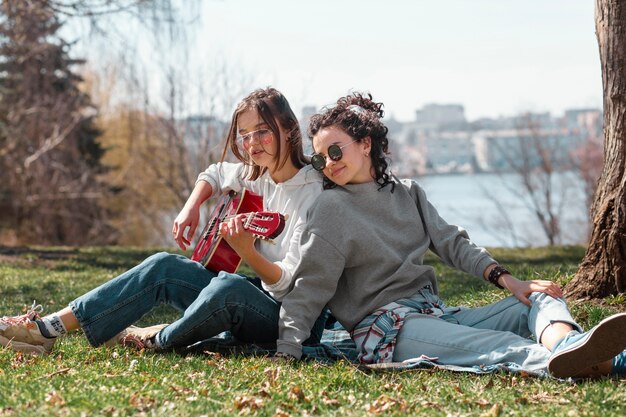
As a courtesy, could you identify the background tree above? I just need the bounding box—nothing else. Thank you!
[0,0,208,246]
[0,0,115,245]
[484,114,577,246]
[84,57,249,245]
[566,0,626,298]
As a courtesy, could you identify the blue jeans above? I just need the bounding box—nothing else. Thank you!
[157,271,327,348]
[393,289,582,373]
[70,252,325,348]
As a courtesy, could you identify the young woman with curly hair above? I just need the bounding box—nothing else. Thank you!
[275,92,626,379]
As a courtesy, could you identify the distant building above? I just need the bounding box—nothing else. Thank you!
[473,127,585,172]
[415,104,466,126]
[222,103,603,177]
[563,109,602,137]
[422,130,475,174]
[390,105,601,176]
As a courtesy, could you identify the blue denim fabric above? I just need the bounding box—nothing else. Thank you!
[69,252,326,348]
[70,252,215,346]
[157,272,327,349]
[393,290,582,373]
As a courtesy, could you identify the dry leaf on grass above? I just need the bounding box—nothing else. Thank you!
[257,385,272,398]
[273,408,291,417]
[321,390,341,407]
[11,352,36,368]
[44,391,66,406]
[288,385,306,402]
[482,403,501,417]
[0,407,16,416]
[383,382,403,391]
[234,395,264,412]
[475,398,491,407]
[365,394,408,414]
[129,393,156,411]
[170,384,194,396]
[264,367,280,386]
[37,367,71,379]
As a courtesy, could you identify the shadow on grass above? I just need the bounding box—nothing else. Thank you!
[488,246,586,267]
[0,246,80,258]
[1,244,588,307]
[0,245,187,273]
[424,245,587,303]
[76,247,191,272]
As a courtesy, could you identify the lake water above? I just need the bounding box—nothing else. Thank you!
[416,172,590,248]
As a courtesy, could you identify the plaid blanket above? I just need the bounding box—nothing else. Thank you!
[181,323,358,363]
[181,324,548,378]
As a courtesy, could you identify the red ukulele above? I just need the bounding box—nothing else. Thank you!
[191,189,286,273]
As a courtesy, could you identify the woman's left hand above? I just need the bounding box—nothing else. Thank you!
[219,214,256,258]
[500,275,563,306]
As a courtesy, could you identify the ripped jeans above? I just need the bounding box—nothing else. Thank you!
[393,288,582,373]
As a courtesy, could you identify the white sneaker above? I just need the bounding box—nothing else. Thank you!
[548,313,626,378]
[0,301,56,355]
[104,324,169,350]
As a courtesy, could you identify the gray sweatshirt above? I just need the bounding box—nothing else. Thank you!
[276,179,496,359]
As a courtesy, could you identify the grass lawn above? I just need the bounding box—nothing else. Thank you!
[0,245,625,416]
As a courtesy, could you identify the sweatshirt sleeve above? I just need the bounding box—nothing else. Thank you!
[261,218,306,301]
[407,180,496,278]
[195,162,248,194]
[276,228,346,359]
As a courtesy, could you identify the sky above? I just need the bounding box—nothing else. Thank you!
[187,0,601,122]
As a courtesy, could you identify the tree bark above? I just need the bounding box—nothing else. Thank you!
[566,0,626,298]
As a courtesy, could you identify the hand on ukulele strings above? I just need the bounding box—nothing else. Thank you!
[172,205,201,251]
[219,214,256,258]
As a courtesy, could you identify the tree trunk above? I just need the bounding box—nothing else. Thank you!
[565,0,626,299]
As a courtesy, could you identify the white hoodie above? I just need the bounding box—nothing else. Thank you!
[196,162,322,300]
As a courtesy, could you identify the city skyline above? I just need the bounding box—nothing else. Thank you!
[192,0,601,121]
[65,1,602,124]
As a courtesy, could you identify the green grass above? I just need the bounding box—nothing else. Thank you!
[0,246,625,416]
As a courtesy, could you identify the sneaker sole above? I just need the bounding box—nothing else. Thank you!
[548,313,626,378]
[0,334,50,355]
[103,324,169,349]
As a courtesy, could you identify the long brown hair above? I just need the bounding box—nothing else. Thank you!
[221,87,308,180]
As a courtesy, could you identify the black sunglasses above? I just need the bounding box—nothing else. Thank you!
[311,140,358,171]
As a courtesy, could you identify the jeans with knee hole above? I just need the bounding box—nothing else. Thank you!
[393,289,581,372]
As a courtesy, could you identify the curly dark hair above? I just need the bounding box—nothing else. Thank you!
[307,92,393,190]
[222,87,308,180]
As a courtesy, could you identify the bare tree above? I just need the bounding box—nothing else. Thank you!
[566,0,626,298]
[486,114,576,246]
[0,0,115,245]
[0,0,207,246]
[85,55,252,245]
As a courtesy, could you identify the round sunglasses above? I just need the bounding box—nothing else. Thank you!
[311,140,358,171]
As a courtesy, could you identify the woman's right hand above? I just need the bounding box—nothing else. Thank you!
[173,181,214,250]
[172,204,200,251]
[501,275,564,306]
